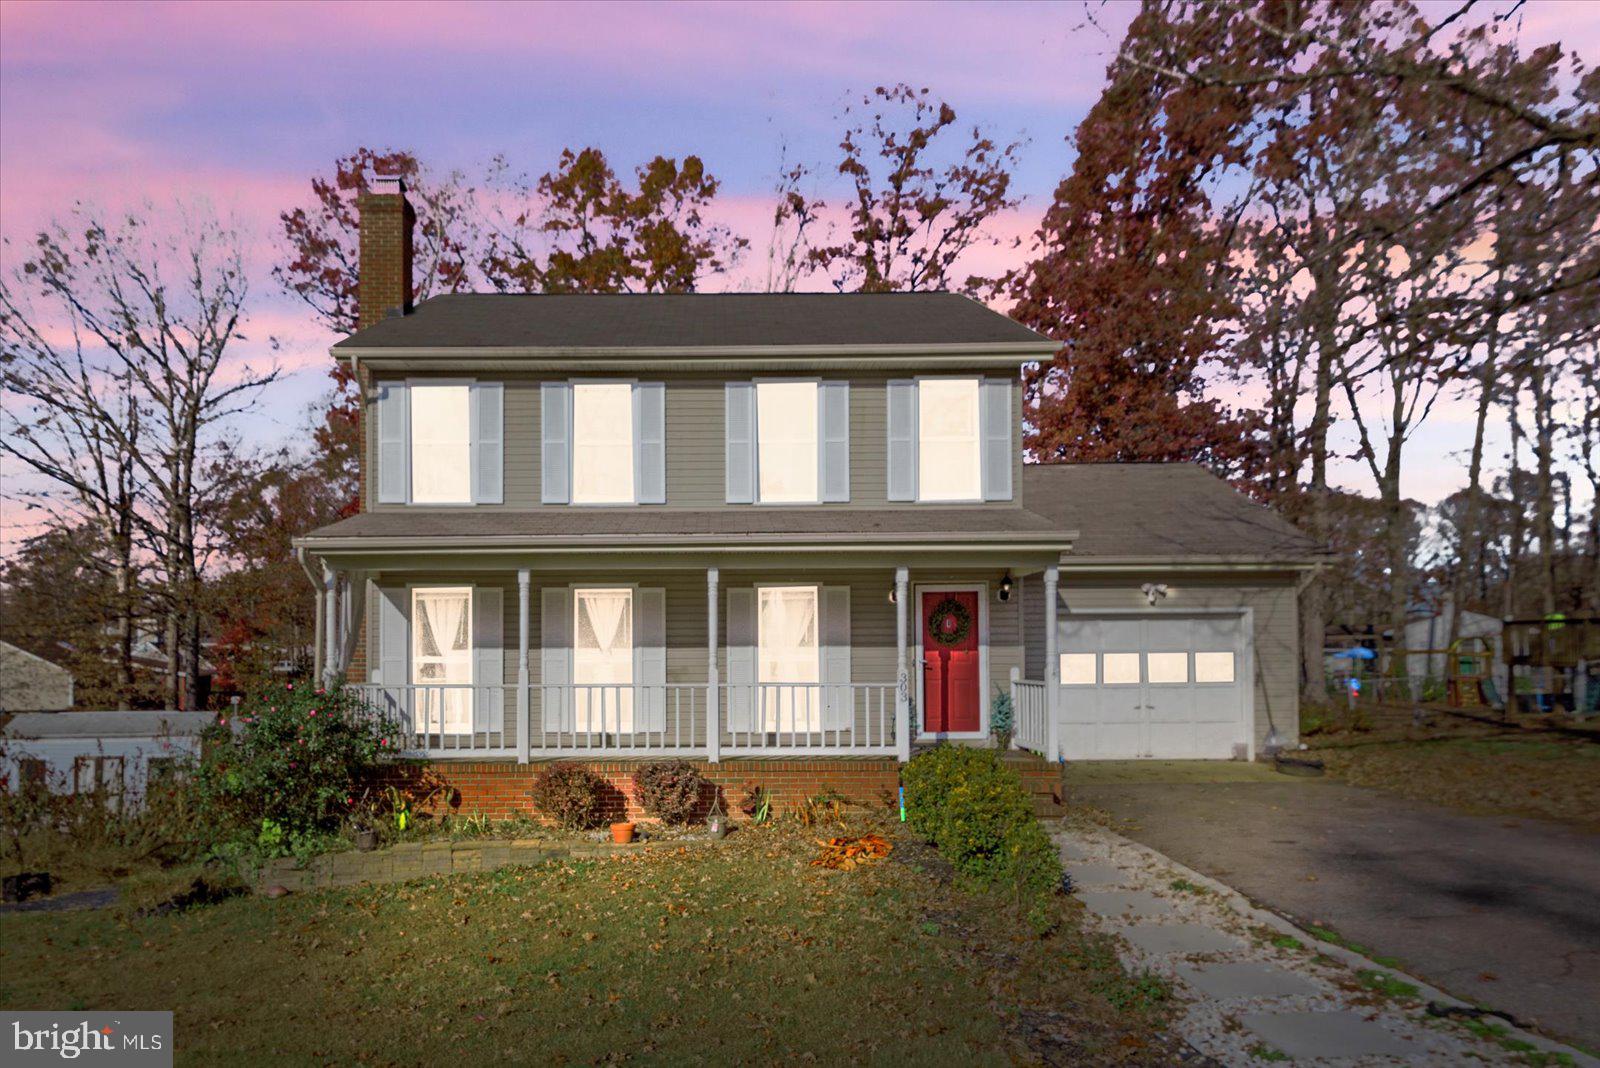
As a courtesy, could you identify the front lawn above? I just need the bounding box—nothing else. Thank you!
[1,819,1174,1064]
[1308,730,1600,827]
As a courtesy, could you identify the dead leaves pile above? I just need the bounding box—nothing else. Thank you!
[810,835,893,871]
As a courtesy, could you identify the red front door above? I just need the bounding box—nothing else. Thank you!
[921,590,981,733]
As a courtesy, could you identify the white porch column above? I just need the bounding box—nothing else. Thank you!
[706,567,721,763]
[894,566,911,763]
[322,562,339,687]
[517,569,531,764]
[1044,565,1060,762]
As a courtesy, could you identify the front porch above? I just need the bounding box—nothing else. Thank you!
[307,557,1066,764]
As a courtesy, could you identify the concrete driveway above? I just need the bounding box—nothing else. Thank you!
[1067,762,1600,1048]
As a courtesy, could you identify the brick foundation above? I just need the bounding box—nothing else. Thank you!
[377,758,903,824]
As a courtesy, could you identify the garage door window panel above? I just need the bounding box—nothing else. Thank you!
[1060,653,1097,686]
[1146,652,1189,685]
[1195,652,1236,684]
[1102,653,1141,685]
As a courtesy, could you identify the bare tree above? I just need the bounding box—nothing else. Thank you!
[1,203,277,708]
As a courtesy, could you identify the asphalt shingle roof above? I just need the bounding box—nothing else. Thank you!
[1,711,215,739]
[333,292,1052,351]
[1022,464,1320,560]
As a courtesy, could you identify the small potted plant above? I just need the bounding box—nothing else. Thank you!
[990,687,1015,751]
[610,820,636,844]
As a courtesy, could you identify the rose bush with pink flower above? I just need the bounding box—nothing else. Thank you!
[191,683,398,845]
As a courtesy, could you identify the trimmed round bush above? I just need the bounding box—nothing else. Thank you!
[530,762,607,829]
[634,760,707,825]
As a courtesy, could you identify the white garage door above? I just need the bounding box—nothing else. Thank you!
[1058,614,1248,760]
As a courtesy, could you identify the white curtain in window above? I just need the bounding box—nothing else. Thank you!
[572,383,635,504]
[575,588,634,732]
[758,585,820,731]
[757,381,818,503]
[412,588,473,732]
[411,385,472,503]
[917,378,981,501]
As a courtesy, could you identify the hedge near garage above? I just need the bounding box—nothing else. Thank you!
[901,745,1062,932]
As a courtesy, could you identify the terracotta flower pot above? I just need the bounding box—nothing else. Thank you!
[610,822,636,844]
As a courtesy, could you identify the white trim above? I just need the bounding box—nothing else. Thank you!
[912,581,991,741]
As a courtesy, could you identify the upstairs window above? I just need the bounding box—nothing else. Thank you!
[572,383,636,504]
[917,378,981,502]
[410,384,472,503]
[756,381,819,503]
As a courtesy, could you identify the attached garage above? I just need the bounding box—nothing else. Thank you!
[1057,613,1250,760]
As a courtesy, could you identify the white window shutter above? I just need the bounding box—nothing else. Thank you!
[541,382,571,504]
[725,588,755,732]
[820,381,850,502]
[540,587,572,731]
[634,382,666,504]
[472,382,504,504]
[980,377,1013,501]
[634,587,666,732]
[376,382,409,504]
[821,586,852,731]
[886,379,917,501]
[725,382,755,503]
[473,586,504,732]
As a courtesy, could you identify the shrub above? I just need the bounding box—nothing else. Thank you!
[902,745,1062,933]
[634,760,706,825]
[530,762,607,829]
[189,682,396,850]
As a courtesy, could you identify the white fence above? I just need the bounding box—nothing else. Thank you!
[1010,674,1049,756]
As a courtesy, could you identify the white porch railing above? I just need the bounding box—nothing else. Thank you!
[345,681,899,758]
[347,684,516,757]
[721,682,898,755]
[1010,674,1049,756]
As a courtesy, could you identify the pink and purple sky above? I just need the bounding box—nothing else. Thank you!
[2,0,1597,552]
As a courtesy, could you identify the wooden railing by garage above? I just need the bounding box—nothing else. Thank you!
[1009,669,1049,757]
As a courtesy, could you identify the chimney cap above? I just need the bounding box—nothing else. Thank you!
[369,173,406,196]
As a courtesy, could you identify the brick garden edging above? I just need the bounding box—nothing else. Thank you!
[253,837,699,893]
[377,757,903,823]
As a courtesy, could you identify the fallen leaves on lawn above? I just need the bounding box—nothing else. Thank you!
[810,835,893,871]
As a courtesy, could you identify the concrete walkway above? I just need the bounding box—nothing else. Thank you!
[1058,825,1594,1065]
[1070,766,1600,1047]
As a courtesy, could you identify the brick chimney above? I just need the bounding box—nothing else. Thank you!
[356,175,414,330]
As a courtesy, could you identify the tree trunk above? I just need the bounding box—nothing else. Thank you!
[1299,273,1339,704]
[1528,354,1559,616]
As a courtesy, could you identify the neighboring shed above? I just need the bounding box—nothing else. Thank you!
[0,711,213,809]
[0,641,75,712]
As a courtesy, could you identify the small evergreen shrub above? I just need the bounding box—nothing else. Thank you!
[902,745,1063,933]
[634,760,706,825]
[190,682,396,849]
[530,762,607,829]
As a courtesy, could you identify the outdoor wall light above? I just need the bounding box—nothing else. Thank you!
[997,573,1014,602]
[1141,582,1170,606]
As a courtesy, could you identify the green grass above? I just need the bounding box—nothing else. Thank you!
[1167,877,1210,895]
[1306,923,1402,967]
[1269,934,1304,951]
[1,820,1171,1064]
[1356,969,1420,999]
[1248,1043,1289,1062]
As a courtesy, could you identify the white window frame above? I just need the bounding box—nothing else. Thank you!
[571,583,637,732]
[409,584,475,732]
[754,378,822,506]
[405,377,476,506]
[914,376,982,503]
[569,379,639,507]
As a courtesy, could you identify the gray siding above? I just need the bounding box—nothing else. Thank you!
[366,566,1025,748]
[365,372,1024,513]
[1022,571,1302,752]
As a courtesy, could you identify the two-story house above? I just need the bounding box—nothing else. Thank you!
[294,179,1318,813]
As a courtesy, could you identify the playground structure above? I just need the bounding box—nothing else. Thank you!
[1321,618,1597,719]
